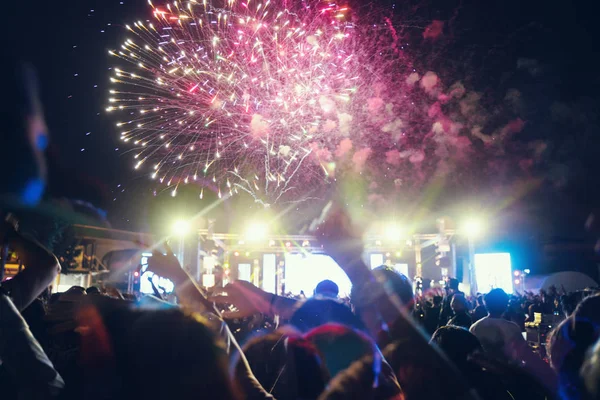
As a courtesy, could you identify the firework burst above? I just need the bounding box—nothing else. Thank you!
[107,0,404,205]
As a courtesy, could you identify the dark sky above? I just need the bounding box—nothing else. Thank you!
[10,0,600,253]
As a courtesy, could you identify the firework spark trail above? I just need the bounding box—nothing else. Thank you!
[107,0,408,205]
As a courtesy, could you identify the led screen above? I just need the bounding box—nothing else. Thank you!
[474,253,513,294]
[284,253,352,297]
[139,256,175,294]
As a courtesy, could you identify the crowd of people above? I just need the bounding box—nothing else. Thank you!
[4,56,600,400]
[3,231,600,400]
[413,280,582,335]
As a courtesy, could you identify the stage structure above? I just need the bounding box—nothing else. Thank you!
[195,228,459,296]
[3,223,478,297]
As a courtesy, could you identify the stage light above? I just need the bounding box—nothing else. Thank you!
[384,224,403,241]
[514,270,521,277]
[172,219,190,236]
[461,217,484,238]
[524,269,531,274]
[514,279,520,285]
[245,222,268,241]
[395,251,402,258]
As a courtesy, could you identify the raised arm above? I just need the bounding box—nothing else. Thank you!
[146,246,276,400]
[210,280,299,320]
[1,222,61,311]
[315,201,478,400]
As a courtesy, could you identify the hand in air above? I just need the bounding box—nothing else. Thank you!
[147,243,188,285]
[209,280,271,319]
[104,287,124,300]
[313,200,365,268]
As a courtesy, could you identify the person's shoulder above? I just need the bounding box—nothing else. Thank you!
[499,318,522,333]
[496,318,520,328]
[469,316,487,332]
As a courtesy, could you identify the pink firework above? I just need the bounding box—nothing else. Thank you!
[108,0,531,207]
[107,0,404,205]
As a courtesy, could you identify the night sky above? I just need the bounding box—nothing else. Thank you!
[9,0,600,273]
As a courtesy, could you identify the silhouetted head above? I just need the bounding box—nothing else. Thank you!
[451,294,468,313]
[430,326,481,369]
[86,286,101,295]
[546,318,575,372]
[314,279,339,298]
[447,278,460,291]
[369,265,414,310]
[547,316,596,400]
[484,289,509,317]
[80,302,239,400]
[236,331,326,400]
[574,294,600,328]
[291,298,366,333]
[304,323,380,382]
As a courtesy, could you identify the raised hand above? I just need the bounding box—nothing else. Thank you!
[147,242,214,312]
[312,201,369,284]
[104,287,124,300]
[209,281,272,319]
[147,244,187,286]
[1,216,61,311]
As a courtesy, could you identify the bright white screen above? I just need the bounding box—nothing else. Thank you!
[238,263,251,282]
[370,254,384,269]
[262,254,277,294]
[284,254,352,297]
[474,253,513,294]
[394,263,409,277]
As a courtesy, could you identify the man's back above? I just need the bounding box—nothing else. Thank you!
[449,311,472,329]
[469,316,524,362]
[472,305,487,322]
[424,305,441,335]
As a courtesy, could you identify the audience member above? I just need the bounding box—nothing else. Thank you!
[505,298,526,332]
[469,289,524,362]
[423,295,443,335]
[291,298,366,333]
[315,279,340,299]
[235,331,327,400]
[472,295,487,323]
[448,293,472,329]
[439,278,463,327]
